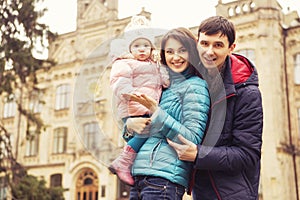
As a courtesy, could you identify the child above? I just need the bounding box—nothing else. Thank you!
[108,16,169,186]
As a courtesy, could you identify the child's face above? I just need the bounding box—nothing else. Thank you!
[130,38,152,61]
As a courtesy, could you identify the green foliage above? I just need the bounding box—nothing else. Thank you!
[11,175,65,200]
[0,0,56,185]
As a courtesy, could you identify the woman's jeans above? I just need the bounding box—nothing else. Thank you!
[129,176,185,200]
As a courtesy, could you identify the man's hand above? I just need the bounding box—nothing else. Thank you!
[167,135,198,162]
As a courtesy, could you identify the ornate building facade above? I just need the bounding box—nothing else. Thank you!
[1,0,300,199]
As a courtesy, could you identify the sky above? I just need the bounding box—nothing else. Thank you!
[41,0,300,34]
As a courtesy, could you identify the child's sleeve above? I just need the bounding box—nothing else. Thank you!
[110,60,134,98]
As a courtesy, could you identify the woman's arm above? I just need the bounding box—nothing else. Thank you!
[153,79,210,145]
[126,78,210,145]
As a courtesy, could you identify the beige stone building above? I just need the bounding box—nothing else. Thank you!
[1,0,300,199]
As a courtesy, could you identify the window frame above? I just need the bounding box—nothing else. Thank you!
[50,173,62,187]
[3,101,16,118]
[25,135,39,157]
[235,49,255,65]
[294,53,300,85]
[55,84,70,110]
[83,122,99,150]
[297,107,300,140]
[53,127,67,154]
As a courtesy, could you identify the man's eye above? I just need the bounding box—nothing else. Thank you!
[200,41,208,46]
[215,43,223,48]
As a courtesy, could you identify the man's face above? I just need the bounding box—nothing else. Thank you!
[198,32,235,72]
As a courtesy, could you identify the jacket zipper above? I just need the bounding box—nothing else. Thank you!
[208,93,236,200]
[208,170,222,200]
[150,139,162,167]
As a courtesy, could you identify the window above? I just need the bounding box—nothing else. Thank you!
[235,49,255,65]
[294,53,300,84]
[76,169,98,200]
[101,185,106,197]
[29,91,43,113]
[83,123,99,150]
[55,84,70,110]
[53,127,67,154]
[0,133,12,159]
[118,181,130,198]
[3,101,16,118]
[298,108,300,139]
[25,135,39,156]
[29,100,43,113]
[0,177,7,200]
[50,174,62,187]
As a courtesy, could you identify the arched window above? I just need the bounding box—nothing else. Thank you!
[294,53,300,84]
[76,169,99,200]
[55,84,70,110]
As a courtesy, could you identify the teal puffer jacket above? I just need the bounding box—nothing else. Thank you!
[132,70,210,188]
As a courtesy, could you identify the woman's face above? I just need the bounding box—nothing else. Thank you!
[164,38,189,73]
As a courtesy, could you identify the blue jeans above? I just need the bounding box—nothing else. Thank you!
[129,176,185,200]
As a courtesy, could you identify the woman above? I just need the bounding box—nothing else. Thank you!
[124,27,210,199]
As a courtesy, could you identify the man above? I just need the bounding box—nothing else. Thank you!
[168,16,263,200]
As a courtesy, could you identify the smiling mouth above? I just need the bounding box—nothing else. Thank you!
[173,61,185,67]
[204,57,217,63]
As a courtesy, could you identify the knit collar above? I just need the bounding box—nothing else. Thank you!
[168,66,193,85]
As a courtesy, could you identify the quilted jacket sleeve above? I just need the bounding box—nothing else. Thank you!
[195,85,263,171]
[110,60,134,98]
[151,77,210,144]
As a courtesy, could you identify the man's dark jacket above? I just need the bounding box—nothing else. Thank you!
[192,54,263,200]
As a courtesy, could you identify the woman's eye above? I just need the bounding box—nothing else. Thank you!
[166,50,174,54]
[179,49,187,54]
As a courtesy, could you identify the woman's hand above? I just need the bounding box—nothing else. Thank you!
[122,93,158,113]
[126,117,151,134]
[167,135,198,162]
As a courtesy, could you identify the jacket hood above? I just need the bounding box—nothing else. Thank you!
[230,53,259,86]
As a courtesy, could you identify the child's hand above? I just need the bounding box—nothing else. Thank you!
[127,117,151,134]
[122,93,158,113]
[151,49,161,62]
[163,80,170,88]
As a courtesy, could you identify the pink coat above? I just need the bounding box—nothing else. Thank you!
[110,58,169,119]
